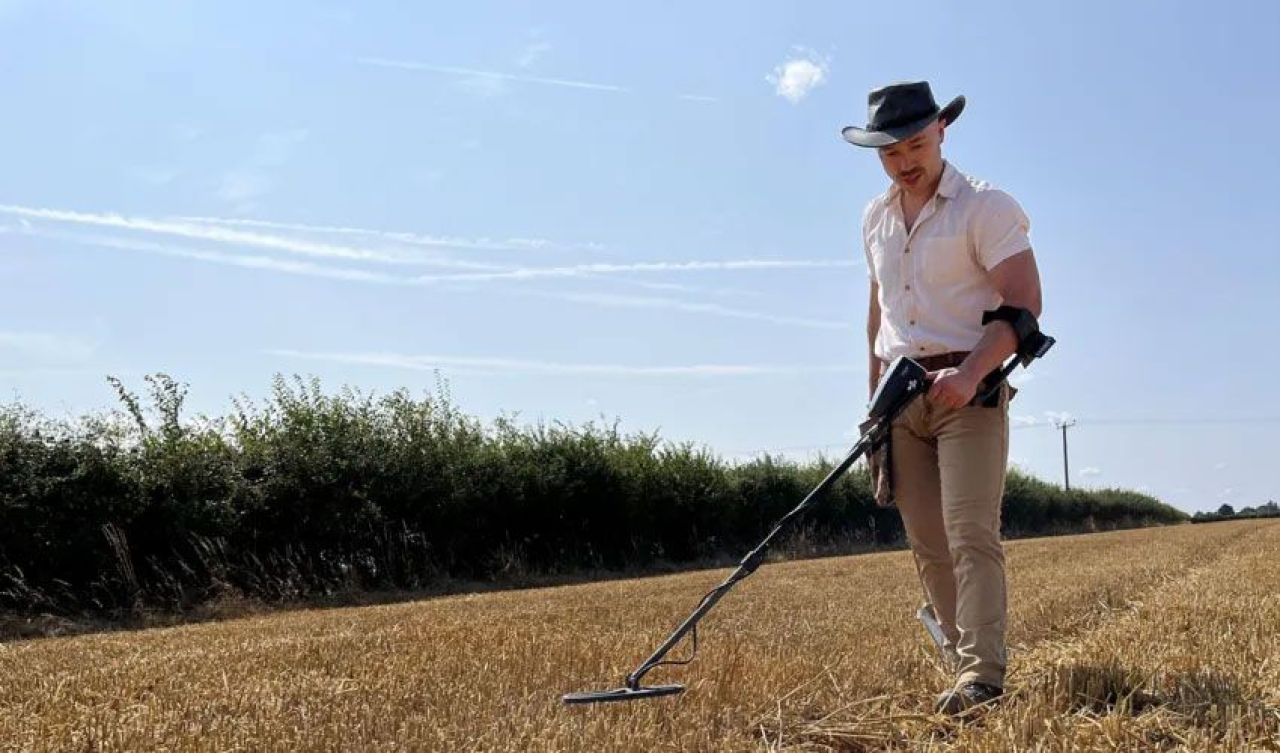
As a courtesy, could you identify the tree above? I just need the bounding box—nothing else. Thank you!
[1216,503,1236,518]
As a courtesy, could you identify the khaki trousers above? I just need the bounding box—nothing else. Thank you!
[891,384,1010,688]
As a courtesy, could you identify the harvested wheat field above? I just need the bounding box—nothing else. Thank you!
[2,520,1278,752]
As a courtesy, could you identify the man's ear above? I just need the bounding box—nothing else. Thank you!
[937,119,946,145]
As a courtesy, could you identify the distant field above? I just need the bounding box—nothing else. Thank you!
[2,520,1277,752]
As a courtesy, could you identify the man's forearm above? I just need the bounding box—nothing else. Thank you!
[958,323,1018,382]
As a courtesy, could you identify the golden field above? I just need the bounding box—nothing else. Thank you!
[2,519,1277,752]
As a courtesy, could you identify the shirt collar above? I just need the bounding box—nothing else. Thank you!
[936,161,962,200]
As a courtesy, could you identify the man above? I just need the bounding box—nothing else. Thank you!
[842,81,1043,715]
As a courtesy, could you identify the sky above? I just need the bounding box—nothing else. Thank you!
[1,1,1277,515]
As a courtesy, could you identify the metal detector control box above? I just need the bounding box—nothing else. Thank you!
[868,357,929,421]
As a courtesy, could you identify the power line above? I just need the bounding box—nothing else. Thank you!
[732,415,1280,456]
[1012,416,1280,430]
[1074,416,1280,426]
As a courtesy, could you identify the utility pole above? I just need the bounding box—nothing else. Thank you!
[1055,418,1077,490]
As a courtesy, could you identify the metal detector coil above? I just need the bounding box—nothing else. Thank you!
[562,684,684,705]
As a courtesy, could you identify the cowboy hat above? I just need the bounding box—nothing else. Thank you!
[841,81,964,148]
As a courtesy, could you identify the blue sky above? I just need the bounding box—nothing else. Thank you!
[1,1,1277,514]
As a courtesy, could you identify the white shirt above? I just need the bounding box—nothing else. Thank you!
[863,161,1031,361]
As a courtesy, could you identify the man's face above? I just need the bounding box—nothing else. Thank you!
[877,119,945,196]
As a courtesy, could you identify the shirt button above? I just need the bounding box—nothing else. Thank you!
[910,320,916,325]
[905,284,911,290]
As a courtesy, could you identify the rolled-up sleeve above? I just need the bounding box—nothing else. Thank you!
[972,190,1031,271]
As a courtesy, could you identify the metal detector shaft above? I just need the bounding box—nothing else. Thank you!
[626,429,883,689]
[568,341,1055,704]
[621,352,1029,690]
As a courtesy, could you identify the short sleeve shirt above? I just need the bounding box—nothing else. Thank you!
[862,162,1031,361]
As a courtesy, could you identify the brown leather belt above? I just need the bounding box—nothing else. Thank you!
[894,351,970,371]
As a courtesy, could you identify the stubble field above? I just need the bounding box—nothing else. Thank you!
[2,519,1278,752]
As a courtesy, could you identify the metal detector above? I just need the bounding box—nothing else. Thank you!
[563,337,1053,705]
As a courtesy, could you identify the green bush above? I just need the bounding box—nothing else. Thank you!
[0,374,1187,617]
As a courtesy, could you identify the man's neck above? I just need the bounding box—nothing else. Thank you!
[898,166,945,230]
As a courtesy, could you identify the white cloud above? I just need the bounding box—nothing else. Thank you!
[356,57,628,93]
[358,55,717,103]
[7,205,852,284]
[1011,415,1040,427]
[616,277,760,299]
[43,232,410,285]
[402,257,859,285]
[1,205,504,269]
[546,291,850,330]
[1219,487,1235,499]
[1079,467,1102,477]
[20,227,855,330]
[767,49,829,104]
[266,349,859,377]
[1213,461,1228,471]
[173,214,600,254]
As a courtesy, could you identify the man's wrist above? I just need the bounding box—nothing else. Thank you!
[960,323,1018,379]
[957,352,1000,383]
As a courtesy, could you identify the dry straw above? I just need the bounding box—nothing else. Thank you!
[1,521,1276,751]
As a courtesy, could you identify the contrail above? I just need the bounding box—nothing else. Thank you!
[355,56,629,93]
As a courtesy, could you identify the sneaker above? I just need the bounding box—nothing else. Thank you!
[934,681,1003,716]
